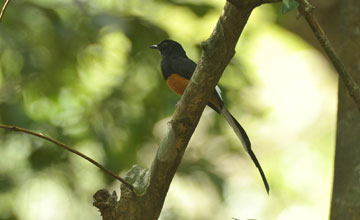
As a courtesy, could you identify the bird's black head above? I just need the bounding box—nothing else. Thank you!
[149,39,187,58]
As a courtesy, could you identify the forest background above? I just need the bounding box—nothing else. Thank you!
[0,0,342,219]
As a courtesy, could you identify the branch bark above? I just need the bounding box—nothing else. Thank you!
[93,0,265,219]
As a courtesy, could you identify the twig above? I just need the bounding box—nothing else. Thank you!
[0,0,11,22]
[297,0,360,111]
[0,124,134,190]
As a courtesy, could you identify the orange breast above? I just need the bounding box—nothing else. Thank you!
[166,73,223,111]
[166,74,190,96]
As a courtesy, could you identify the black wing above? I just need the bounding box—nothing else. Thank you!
[168,57,197,80]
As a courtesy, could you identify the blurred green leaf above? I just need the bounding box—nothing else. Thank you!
[169,1,215,17]
[29,146,67,169]
[0,174,14,192]
[155,0,215,17]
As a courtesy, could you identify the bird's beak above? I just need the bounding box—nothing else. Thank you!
[149,44,159,49]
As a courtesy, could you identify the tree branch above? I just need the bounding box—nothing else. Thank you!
[297,0,360,111]
[94,0,265,219]
[0,124,134,190]
[0,0,11,22]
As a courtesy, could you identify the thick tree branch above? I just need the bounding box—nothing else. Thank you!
[94,0,267,219]
[0,124,134,190]
[297,0,360,111]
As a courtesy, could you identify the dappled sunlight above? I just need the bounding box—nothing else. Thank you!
[0,134,31,172]
[161,174,226,220]
[15,175,99,220]
[278,205,323,220]
[16,177,73,220]
[69,141,106,193]
[77,32,130,102]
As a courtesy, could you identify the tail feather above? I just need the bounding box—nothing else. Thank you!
[221,106,269,194]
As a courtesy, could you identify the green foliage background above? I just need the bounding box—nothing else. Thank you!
[0,0,336,219]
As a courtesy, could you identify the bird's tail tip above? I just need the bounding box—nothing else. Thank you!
[221,106,270,194]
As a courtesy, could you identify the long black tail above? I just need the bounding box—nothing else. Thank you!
[221,106,269,194]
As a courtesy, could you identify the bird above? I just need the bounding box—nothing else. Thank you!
[150,39,269,194]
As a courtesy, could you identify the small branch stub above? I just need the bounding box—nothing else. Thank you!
[93,189,118,220]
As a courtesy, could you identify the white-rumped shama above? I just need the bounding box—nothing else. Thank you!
[150,39,269,193]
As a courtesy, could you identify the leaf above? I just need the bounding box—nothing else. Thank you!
[282,0,299,14]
